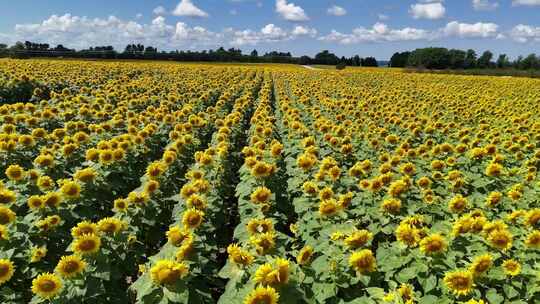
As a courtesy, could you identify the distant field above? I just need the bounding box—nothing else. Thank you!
[1,59,540,304]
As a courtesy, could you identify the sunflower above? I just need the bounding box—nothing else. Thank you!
[485,162,503,177]
[485,191,502,208]
[60,180,81,199]
[344,230,373,249]
[251,161,275,178]
[296,153,316,170]
[71,221,99,238]
[296,245,314,265]
[525,230,540,248]
[150,260,189,285]
[146,161,167,180]
[182,209,205,229]
[26,195,45,210]
[74,168,97,183]
[443,270,474,296]
[250,187,272,204]
[419,233,447,255]
[0,189,17,204]
[388,180,408,197]
[250,232,275,255]
[97,218,125,234]
[487,229,513,251]
[468,254,493,277]
[72,234,101,255]
[186,194,207,209]
[319,199,340,217]
[37,176,55,191]
[525,209,540,227]
[398,283,415,303]
[55,255,86,278]
[166,226,192,247]
[243,286,279,304]
[448,194,468,213]
[381,198,401,215]
[502,259,521,276]
[349,249,377,274]
[5,164,25,181]
[227,244,254,266]
[302,181,318,195]
[0,206,16,225]
[31,273,63,299]
[318,187,334,201]
[246,218,274,235]
[113,198,129,212]
[0,259,15,285]
[0,225,9,241]
[30,246,47,263]
[395,224,420,247]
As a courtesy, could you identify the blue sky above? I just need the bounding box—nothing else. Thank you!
[0,0,539,59]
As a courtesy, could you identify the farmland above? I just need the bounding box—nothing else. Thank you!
[0,59,539,304]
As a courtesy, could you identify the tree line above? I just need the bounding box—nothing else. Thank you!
[390,47,540,70]
[0,41,378,67]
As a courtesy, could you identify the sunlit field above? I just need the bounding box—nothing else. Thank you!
[0,59,539,304]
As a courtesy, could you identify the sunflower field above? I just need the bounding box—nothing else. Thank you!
[0,59,539,304]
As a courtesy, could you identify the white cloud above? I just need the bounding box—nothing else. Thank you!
[409,2,446,19]
[275,0,309,21]
[512,0,540,5]
[291,25,317,37]
[472,0,499,10]
[153,6,167,15]
[172,0,209,18]
[230,23,315,45]
[319,21,503,45]
[319,22,432,44]
[510,24,540,42]
[327,5,347,16]
[136,13,143,19]
[377,14,389,21]
[443,21,499,38]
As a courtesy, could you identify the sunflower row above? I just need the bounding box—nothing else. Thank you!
[20,73,250,303]
[130,71,263,303]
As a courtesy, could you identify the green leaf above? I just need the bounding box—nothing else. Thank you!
[486,288,504,304]
[312,282,337,303]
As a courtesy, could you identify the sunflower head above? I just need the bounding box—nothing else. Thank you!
[468,254,493,277]
[443,270,474,296]
[31,273,63,299]
[243,286,279,304]
[0,259,15,285]
[182,209,205,229]
[349,249,377,274]
[150,260,189,285]
[72,233,101,255]
[56,255,86,278]
[502,259,521,276]
[419,233,447,255]
[296,245,314,265]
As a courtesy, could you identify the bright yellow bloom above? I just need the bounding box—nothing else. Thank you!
[443,270,474,296]
[0,259,15,285]
[72,234,101,255]
[349,249,376,274]
[150,260,189,285]
[502,259,521,276]
[243,286,279,304]
[55,255,86,278]
[31,273,63,299]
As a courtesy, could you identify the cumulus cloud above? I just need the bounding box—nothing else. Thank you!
[275,0,309,21]
[378,14,389,21]
[172,0,209,18]
[472,0,499,10]
[443,21,499,38]
[291,25,317,37]
[512,0,540,5]
[153,6,166,15]
[319,21,503,45]
[409,2,446,19]
[229,23,316,45]
[319,22,432,44]
[510,24,540,42]
[327,5,347,16]
[11,14,318,49]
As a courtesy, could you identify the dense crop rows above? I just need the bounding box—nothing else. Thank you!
[0,59,539,304]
